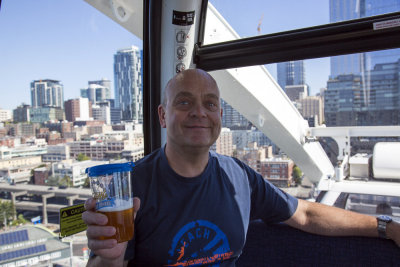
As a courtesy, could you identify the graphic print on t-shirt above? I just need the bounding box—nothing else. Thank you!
[166,220,234,266]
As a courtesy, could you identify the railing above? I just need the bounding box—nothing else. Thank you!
[237,220,400,266]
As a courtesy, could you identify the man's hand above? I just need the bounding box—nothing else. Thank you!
[387,220,400,247]
[82,197,140,266]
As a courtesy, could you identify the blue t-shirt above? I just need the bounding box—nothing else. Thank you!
[126,147,298,266]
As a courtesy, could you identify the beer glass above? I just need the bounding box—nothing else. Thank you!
[86,162,134,243]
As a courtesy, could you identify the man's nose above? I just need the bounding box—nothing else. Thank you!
[189,103,207,117]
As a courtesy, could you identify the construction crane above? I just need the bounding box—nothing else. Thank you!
[257,13,264,35]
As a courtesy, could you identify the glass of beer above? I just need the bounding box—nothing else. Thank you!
[86,162,134,243]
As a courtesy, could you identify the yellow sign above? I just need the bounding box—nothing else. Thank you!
[59,203,87,239]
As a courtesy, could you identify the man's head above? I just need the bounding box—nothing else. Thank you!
[158,69,222,151]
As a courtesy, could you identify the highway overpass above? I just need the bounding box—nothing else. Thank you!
[0,183,92,224]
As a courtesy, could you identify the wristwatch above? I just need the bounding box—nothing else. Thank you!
[377,215,392,239]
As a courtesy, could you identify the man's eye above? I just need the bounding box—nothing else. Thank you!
[179,101,189,105]
[206,102,218,110]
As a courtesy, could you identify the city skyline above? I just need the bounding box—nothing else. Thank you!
[0,0,331,111]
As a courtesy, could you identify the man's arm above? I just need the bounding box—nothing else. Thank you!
[284,199,400,246]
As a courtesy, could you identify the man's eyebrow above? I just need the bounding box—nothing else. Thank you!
[173,91,194,100]
[204,93,219,100]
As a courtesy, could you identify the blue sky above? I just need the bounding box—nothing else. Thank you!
[0,0,330,110]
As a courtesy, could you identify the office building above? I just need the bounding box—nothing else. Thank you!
[231,128,273,149]
[107,99,122,124]
[236,142,270,173]
[114,46,143,122]
[210,128,233,156]
[7,123,40,137]
[81,78,112,105]
[221,99,249,128]
[64,98,93,122]
[88,78,112,99]
[92,102,111,124]
[13,104,31,122]
[42,144,70,162]
[30,107,65,123]
[297,96,324,126]
[260,157,294,188]
[325,60,400,126]
[330,0,400,78]
[0,109,12,122]
[31,79,64,108]
[277,61,306,91]
[285,85,308,102]
[52,160,105,187]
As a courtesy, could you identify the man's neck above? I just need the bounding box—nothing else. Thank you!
[164,143,210,178]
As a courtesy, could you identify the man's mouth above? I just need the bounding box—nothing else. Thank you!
[186,125,209,129]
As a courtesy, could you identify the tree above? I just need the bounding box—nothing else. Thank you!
[232,149,238,159]
[46,175,60,186]
[77,153,90,161]
[83,177,90,188]
[11,214,28,226]
[292,165,303,186]
[0,200,15,229]
[59,175,73,187]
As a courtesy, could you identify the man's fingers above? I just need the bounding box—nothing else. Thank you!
[88,238,117,251]
[82,210,108,225]
[133,197,141,213]
[84,197,96,211]
[86,225,116,239]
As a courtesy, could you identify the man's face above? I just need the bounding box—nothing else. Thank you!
[158,70,222,150]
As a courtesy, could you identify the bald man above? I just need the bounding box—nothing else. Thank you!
[83,69,399,266]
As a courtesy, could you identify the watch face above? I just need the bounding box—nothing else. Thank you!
[378,215,392,223]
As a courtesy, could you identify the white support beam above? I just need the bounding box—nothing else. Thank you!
[310,126,400,160]
[204,5,334,183]
[84,0,143,38]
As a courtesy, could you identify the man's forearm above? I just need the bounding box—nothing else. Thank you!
[286,199,378,237]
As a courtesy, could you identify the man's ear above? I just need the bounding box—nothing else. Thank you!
[158,104,167,128]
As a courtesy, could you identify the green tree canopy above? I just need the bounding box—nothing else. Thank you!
[0,200,15,229]
[292,165,303,185]
[59,175,73,187]
[83,177,90,188]
[77,153,90,161]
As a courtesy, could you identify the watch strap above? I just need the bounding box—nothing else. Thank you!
[377,219,387,239]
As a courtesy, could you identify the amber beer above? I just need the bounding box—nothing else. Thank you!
[97,200,134,243]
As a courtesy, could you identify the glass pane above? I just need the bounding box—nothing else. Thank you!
[207,0,400,44]
[0,0,144,168]
[345,193,400,222]
[0,0,144,245]
[211,48,400,193]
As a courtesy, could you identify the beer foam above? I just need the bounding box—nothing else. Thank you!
[97,198,133,212]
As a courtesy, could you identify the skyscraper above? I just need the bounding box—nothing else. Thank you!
[31,79,64,108]
[277,61,306,92]
[325,0,400,126]
[81,81,111,105]
[325,59,400,126]
[88,79,112,99]
[221,99,249,128]
[329,0,400,78]
[114,46,143,123]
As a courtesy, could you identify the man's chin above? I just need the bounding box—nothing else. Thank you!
[183,139,213,149]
